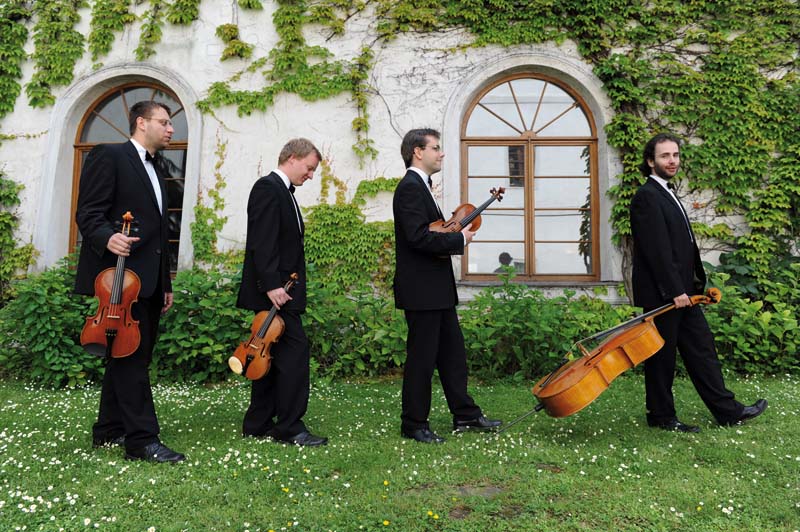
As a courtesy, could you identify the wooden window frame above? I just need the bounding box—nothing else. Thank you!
[460,73,599,282]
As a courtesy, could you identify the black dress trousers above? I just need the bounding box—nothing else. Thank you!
[401,308,481,432]
[644,305,744,424]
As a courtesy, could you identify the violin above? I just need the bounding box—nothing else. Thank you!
[228,273,298,380]
[429,187,505,233]
[80,211,141,358]
[531,288,722,418]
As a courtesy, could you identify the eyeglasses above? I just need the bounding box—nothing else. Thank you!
[421,145,441,152]
[143,117,173,127]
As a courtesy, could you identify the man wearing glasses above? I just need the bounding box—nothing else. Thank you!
[75,101,184,463]
[392,128,501,443]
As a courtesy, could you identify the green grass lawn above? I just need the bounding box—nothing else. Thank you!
[0,373,798,532]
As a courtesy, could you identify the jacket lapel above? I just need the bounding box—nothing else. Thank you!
[124,140,162,215]
[647,178,695,242]
[270,172,303,236]
[409,171,443,221]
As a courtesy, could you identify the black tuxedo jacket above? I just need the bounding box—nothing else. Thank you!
[74,141,172,299]
[630,178,705,309]
[392,169,464,311]
[237,172,307,312]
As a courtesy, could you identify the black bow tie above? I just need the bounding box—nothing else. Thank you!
[666,181,675,190]
[427,176,432,188]
[289,184,296,194]
[145,151,156,163]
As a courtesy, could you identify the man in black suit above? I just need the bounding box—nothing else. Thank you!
[75,101,184,462]
[630,132,767,432]
[393,128,501,443]
[237,138,327,447]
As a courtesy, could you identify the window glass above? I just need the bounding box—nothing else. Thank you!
[534,146,590,176]
[534,178,590,209]
[466,105,521,137]
[471,211,525,241]
[534,210,591,241]
[467,242,526,274]
[535,243,593,274]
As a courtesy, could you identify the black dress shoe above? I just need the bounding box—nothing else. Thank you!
[647,418,700,433]
[721,398,768,426]
[275,431,328,447]
[453,415,502,432]
[125,442,186,463]
[401,428,445,444]
[92,435,125,448]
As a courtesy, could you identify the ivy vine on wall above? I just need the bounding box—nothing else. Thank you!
[0,171,36,304]
[0,0,797,302]
[190,129,231,265]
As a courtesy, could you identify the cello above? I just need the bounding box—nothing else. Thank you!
[429,187,505,233]
[228,273,298,380]
[499,288,722,430]
[80,211,141,358]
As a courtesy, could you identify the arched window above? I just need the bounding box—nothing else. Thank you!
[461,73,599,281]
[71,82,188,273]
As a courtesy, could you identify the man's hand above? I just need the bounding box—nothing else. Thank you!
[162,292,173,315]
[267,287,292,309]
[461,223,475,245]
[673,293,692,308]
[107,233,140,257]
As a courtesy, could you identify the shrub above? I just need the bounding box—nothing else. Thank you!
[0,257,102,387]
[705,272,799,374]
[459,271,635,381]
[304,270,407,377]
[154,265,251,382]
[2,259,796,388]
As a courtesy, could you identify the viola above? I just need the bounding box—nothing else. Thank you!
[429,187,505,233]
[80,211,141,358]
[228,273,298,380]
[531,288,722,418]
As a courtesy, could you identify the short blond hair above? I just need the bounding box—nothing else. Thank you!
[278,138,322,165]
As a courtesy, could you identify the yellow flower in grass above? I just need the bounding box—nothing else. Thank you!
[383,520,390,526]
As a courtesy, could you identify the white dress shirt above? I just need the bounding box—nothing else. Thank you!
[130,138,163,214]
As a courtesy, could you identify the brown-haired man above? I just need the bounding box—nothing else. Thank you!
[393,128,501,443]
[630,132,767,432]
[75,100,184,462]
[237,138,327,446]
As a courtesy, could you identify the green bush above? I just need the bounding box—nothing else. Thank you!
[154,265,251,382]
[2,258,797,388]
[459,271,635,381]
[304,269,407,377]
[705,272,799,374]
[0,257,102,387]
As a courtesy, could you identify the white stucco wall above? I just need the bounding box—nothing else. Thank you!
[1,2,626,296]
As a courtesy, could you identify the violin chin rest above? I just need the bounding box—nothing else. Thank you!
[82,343,107,358]
[228,356,243,375]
